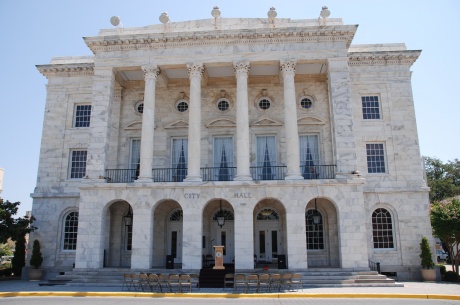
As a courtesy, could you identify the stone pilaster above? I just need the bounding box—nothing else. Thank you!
[137,65,160,182]
[327,58,358,177]
[181,206,202,269]
[86,67,115,181]
[185,63,204,182]
[233,61,252,181]
[280,60,303,180]
[130,205,154,269]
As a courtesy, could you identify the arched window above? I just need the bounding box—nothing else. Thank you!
[305,209,324,250]
[212,209,234,221]
[63,211,79,250]
[169,209,183,221]
[256,209,279,220]
[372,208,394,249]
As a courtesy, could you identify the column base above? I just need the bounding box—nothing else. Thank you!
[135,177,153,183]
[184,176,203,182]
[234,175,253,181]
[284,174,304,180]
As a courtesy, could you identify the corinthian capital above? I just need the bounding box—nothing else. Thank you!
[280,60,296,77]
[142,65,160,79]
[186,63,204,79]
[233,60,251,77]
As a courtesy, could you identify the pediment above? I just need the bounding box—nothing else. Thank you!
[297,116,325,125]
[164,119,189,129]
[123,120,143,130]
[250,116,283,127]
[205,117,236,128]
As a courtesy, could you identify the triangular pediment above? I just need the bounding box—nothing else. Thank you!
[297,116,325,125]
[250,116,283,127]
[205,117,236,128]
[124,120,143,130]
[164,119,189,129]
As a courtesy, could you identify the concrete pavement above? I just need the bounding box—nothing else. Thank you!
[0,279,459,300]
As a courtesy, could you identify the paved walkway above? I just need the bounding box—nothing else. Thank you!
[0,279,459,300]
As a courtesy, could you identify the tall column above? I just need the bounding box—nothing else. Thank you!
[327,58,358,177]
[280,60,303,180]
[185,63,204,182]
[136,65,160,182]
[233,61,252,181]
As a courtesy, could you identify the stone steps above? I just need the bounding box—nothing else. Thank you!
[46,267,402,288]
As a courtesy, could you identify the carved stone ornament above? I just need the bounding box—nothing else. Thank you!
[142,65,160,79]
[280,60,296,76]
[187,63,204,78]
[233,61,250,76]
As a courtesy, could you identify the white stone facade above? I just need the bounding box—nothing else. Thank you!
[30,15,432,280]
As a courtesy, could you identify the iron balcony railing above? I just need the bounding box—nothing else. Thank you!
[104,165,336,183]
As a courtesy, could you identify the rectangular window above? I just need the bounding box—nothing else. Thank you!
[171,138,188,182]
[126,225,132,251]
[299,135,320,179]
[256,136,277,179]
[366,143,386,173]
[70,150,87,179]
[74,104,92,127]
[130,139,141,181]
[213,137,234,181]
[362,96,380,120]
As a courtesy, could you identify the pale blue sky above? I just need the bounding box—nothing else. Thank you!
[1,0,459,218]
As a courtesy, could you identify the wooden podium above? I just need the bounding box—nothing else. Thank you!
[213,245,225,270]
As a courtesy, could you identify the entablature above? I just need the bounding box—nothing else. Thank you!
[348,50,421,66]
[36,63,94,78]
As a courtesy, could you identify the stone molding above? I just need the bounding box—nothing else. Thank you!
[36,63,94,78]
[297,115,326,125]
[164,119,188,129]
[83,26,357,54]
[205,117,236,128]
[250,115,283,127]
[348,50,421,66]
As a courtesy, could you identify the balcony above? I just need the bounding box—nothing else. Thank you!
[104,165,336,183]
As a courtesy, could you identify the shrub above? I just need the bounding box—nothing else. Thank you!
[443,271,459,282]
[419,237,435,269]
[437,264,446,275]
[30,240,43,269]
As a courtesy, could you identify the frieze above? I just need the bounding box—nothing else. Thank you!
[348,51,421,66]
[36,63,94,78]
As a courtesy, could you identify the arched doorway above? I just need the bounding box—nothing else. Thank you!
[305,198,339,267]
[202,200,234,265]
[152,200,183,268]
[104,200,133,267]
[253,199,286,266]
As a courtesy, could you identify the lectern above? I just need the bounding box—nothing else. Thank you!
[213,245,225,270]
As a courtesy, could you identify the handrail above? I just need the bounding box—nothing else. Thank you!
[368,259,381,274]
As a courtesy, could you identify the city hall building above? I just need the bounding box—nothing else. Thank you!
[31,8,432,280]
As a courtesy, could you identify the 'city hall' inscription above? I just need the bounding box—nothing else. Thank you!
[184,193,200,199]
[234,193,252,199]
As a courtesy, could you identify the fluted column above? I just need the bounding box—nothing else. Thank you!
[233,61,252,181]
[280,60,303,180]
[185,63,204,181]
[136,65,160,182]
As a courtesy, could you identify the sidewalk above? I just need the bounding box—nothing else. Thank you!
[0,279,459,300]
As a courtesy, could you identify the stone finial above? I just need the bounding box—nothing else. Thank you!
[159,12,169,24]
[267,7,277,26]
[211,6,221,18]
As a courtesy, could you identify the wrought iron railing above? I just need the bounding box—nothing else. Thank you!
[299,164,336,179]
[105,164,336,183]
[368,259,381,274]
[201,167,236,181]
[250,166,286,180]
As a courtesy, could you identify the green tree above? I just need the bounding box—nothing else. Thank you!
[430,198,460,275]
[424,157,460,202]
[11,236,25,276]
[0,243,13,257]
[0,198,35,243]
[0,198,35,277]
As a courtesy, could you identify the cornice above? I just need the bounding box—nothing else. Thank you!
[36,63,94,78]
[83,25,358,54]
[348,50,421,66]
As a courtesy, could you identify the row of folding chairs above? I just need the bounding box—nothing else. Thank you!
[225,273,302,292]
[123,273,199,293]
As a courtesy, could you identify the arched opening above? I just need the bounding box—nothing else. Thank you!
[152,200,183,268]
[305,198,339,267]
[104,200,132,267]
[253,199,286,267]
[202,199,235,266]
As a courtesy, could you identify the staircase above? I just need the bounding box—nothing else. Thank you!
[41,267,401,288]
